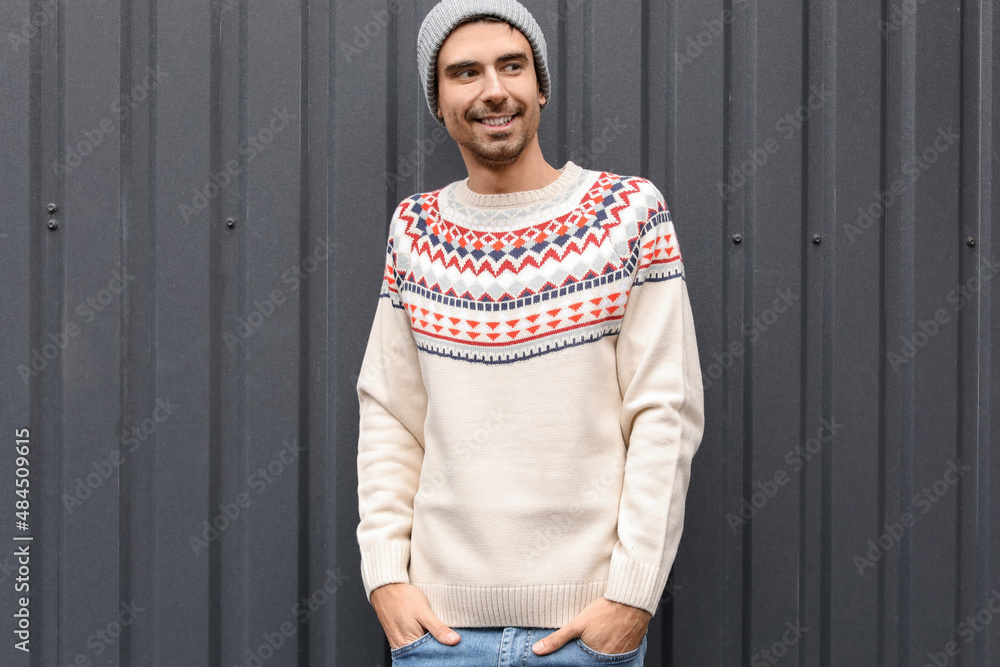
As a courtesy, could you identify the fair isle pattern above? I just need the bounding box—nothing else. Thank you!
[381,172,684,364]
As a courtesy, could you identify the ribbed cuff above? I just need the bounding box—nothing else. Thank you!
[603,551,670,616]
[360,542,411,601]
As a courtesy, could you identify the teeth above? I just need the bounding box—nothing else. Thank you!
[481,115,513,126]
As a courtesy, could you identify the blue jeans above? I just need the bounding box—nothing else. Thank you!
[390,626,648,666]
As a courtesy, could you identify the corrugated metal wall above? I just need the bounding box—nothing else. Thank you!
[0,0,997,665]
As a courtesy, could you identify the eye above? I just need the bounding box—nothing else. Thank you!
[504,63,523,72]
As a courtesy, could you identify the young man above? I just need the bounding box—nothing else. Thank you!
[355,0,705,664]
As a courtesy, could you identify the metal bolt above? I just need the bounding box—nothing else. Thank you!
[47,219,58,230]
[812,234,822,244]
[732,234,742,244]
[226,217,236,229]
[47,203,57,213]
[966,237,976,248]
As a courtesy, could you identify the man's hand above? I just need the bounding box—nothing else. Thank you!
[531,597,651,655]
[369,583,461,650]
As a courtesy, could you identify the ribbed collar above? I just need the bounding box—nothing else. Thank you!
[450,161,582,209]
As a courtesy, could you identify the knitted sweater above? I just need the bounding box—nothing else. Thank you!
[355,160,704,628]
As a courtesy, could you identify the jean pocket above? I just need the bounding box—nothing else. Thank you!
[389,631,432,658]
[574,633,646,663]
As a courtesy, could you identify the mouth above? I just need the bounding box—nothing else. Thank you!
[476,114,516,131]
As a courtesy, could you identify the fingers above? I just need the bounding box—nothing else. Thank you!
[371,583,461,648]
[423,616,460,645]
[532,625,575,655]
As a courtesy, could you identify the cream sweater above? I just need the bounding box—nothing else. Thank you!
[355,160,704,628]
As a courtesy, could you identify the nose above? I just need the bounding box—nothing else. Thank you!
[479,67,508,105]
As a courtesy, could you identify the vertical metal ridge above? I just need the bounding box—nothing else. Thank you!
[582,0,592,161]
[207,2,223,663]
[557,0,568,164]
[720,0,736,661]
[296,1,312,665]
[237,0,250,659]
[798,0,814,662]
[385,0,398,219]
[53,0,67,660]
[877,0,890,661]
[147,0,160,660]
[639,0,650,177]
[798,0,810,657]
[954,0,968,660]
[819,0,837,664]
[739,0,758,662]
[118,0,134,663]
[975,2,995,665]
[898,0,917,658]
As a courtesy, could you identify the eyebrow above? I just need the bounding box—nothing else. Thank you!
[442,51,530,75]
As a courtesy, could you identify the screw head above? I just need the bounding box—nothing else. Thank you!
[732,234,743,244]
[226,217,236,228]
[966,237,976,247]
[47,219,58,230]
[812,234,822,244]
[47,203,57,213]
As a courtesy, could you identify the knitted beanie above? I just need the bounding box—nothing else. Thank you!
[417,0,551,125]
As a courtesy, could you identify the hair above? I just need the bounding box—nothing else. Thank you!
[445,14,546,109]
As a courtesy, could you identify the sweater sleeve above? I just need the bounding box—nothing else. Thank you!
[355,208,428,602]
[604,186,705,616]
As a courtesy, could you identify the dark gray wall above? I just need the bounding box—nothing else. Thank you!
[0,0,997,665]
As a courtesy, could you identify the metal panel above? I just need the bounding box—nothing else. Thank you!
[0,0,996,665]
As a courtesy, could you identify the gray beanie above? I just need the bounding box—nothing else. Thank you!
[417,0,551,125]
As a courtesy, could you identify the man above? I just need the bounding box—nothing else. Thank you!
[355,0,704,664]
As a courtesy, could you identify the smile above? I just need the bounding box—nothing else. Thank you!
[478,115,515,129]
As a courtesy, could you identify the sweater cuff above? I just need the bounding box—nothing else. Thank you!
[360,542,411,601]
[603,550,671,616]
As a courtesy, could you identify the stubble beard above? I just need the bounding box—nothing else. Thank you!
[460,104,538,168]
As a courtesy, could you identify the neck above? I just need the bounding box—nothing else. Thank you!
[460,139,562,195]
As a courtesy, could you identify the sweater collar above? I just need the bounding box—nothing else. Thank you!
[449,161,582,209]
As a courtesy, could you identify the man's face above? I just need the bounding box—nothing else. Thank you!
[436,20,546,168]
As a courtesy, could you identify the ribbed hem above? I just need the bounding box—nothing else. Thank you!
[360,542,411,601]
[451,161,581,208]
[603,552,670,616]
[414,580,607,628]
